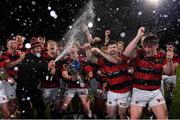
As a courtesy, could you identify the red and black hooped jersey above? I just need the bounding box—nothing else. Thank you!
[97,54,132,93]
[62,54,93,88]
[41,53,63,88]
[133,49,166,91]
[1,51,20,79]
[95,66,109,90]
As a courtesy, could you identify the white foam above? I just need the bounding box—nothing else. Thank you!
[55,0,95,62]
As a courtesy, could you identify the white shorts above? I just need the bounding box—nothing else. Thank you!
[64,88,88,98]
[41,88,62,103]
[0,80,9,104]
[4,81,17,99]
[107,91,131,108]
[162,75,176,88]
[131,88,165,107]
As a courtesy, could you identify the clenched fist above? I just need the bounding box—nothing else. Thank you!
[84,43,91,50]
[137,27,145,37]
[105,30,111,36]
[48,60,56,70]
[166,51,174,61]
[91,47,101,54]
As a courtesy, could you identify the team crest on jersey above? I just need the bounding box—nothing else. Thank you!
[119,103,126,106]
[157,98,164,102]
[135,101,139,104]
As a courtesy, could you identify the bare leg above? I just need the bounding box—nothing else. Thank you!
[59,96,73,113]
[151,103,168,119]
[9,98,18,118]
[130,105,143,119]
[118,107,128,119]
[106,105,118,119]
[94,96,106,118]
[0,102,10,119]
[79,95,92,118]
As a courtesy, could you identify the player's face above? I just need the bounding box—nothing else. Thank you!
[38,37,46,46]
[47,42,58,53]
[117,43,124,53]
[142,44,158,57]
[166,45,174,52]
[107,44,118,55]
[32,46,42,54]
[69,44,78,54]
[16,35,23,44]
[7,40,18,50]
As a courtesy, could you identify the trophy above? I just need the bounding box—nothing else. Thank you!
[65,60,85,87]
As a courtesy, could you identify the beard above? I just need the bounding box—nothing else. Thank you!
[144,51,154,57]
[110,51,117,55]
[10,46,17,50]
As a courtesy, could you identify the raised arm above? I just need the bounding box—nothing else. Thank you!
[5,51,26,68]
[84,43,98,64]
[104,30,111,45]
[82,24,93,43]
[123,27,145,57]
[163,51,174,76]
[91,47,119,64]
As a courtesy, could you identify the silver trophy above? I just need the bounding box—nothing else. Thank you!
[69,63,85,88]
[64,60,85,87]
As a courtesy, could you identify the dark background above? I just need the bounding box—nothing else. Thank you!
[0,0,179,51]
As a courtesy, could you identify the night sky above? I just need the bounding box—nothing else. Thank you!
[0,0,179,51]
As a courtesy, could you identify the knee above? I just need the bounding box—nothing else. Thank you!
[106,109,116,118]
[106,112,116,119]
[157,110,168,119]
[130,110,141,119]
[118,109,128,119]
[59,103,68,113]
[82,101,90,110]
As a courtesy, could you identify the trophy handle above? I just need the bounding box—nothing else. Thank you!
[63,64,69,70]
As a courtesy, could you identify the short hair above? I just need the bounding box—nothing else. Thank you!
[166,42,175,46]
[105,40,117,47]
[35,34,46,39]
[57,41,64,47]
[6,37,16,43]
[117,40,124,44]
[141,34,159,46]
[46,40,57,45]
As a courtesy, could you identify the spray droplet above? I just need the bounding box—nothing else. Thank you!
[14,67,19,71]
[175,40,179,45]
[36,53,41,58]
[97,18,101,21]
[69,25,72,29]
[25,43,31,49]
[31,1,36,5]
[50,10,58,19]
[138,11,142,16]
[48,6,51,10]
[88,22,93,28]
[27,97,31,100]
[120,32,126,38]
